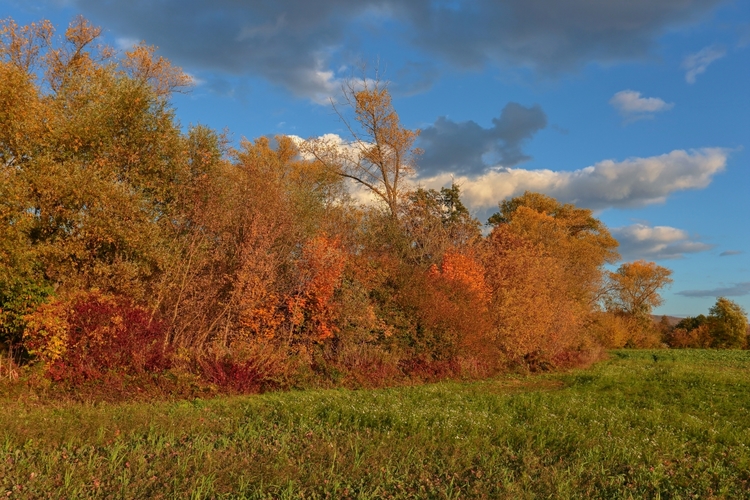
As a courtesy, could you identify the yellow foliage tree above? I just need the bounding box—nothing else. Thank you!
[302,77,420,218]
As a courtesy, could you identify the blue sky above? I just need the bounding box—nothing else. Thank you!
[4,0,749,316]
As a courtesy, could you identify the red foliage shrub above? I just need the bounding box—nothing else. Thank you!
[198,356,267,393]
[197,342,293,393]
[45,292,171,382]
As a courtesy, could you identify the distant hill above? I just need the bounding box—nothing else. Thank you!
[651,315,684,327]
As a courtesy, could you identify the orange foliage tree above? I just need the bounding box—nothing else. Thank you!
[289,235,347,344]
[605,260,673,318]
[424,249,494,363]
[485,193,619,365]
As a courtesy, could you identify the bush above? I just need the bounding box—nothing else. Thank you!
[197,341,294,393]
[24,291,171,382]
[668,325,712,349]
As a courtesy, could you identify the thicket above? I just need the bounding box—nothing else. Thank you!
[0,17,710,397]
[663,297,750,349]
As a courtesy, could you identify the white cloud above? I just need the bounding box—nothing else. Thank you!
[295,133,728,220]
[609,90,674,121]
[682,45,726,84]
[418,148,728,212]
[611,224,713,260]
[115,37,140,51]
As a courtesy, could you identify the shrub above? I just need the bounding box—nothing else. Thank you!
[668,324,712,349]
[24,291,171,382]
[197,341,294,393]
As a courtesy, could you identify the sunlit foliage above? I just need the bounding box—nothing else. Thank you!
[2,16,715,396]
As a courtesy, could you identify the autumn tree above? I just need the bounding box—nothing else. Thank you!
[159,134,347,353]
[302,77,420,218]
[708,297,748,349]
[484,192,620,363]
[605,260,673,319]
[667,299,748,349]
[488,192,619,307]
[664,315,705,348]
[484,225,584,364]
[602,260,673,347]
[0,16,219,363]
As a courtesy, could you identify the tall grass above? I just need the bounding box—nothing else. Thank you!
[2,349,750,498]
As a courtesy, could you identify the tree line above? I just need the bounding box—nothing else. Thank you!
[1,17,746,392]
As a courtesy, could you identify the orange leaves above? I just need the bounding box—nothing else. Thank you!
[234,219,285,341]
[293,235,346,341]
[0,18,53,72]
[485,226,583,362]
[402,249,495,362]
[235,233,346,345]
[436,250,490,307]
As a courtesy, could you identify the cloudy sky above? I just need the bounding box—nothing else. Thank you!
[5,0,749,316]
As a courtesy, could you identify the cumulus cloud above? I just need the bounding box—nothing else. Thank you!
[609,90,674,121]
[677,282,750,298]
[418,148,728,212]
[418,103,547,176]
[682,45,726,83]
[719,250,743,256]
[297,132,728,223]
[64,0,723,99]
[610,224,713,260]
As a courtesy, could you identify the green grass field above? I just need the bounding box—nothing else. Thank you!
[2,349,750,498]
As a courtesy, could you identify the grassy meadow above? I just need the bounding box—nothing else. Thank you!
[2,349,750,498]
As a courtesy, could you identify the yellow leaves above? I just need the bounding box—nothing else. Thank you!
[23,297,69,363]
[63,16,101,52]
[606,260,673,317]
[122,43,192,97]
[304,78,420,217]
[0,18,53,72]
[485,225,584,361]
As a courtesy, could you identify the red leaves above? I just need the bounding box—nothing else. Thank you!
[26,291,171,382]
